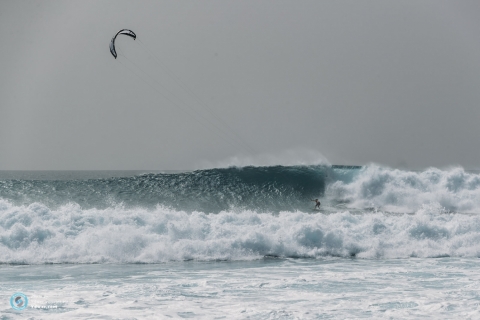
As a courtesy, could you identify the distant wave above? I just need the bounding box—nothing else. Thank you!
[1,200,480,264]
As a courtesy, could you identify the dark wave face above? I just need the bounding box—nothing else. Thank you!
[0,166,327,213]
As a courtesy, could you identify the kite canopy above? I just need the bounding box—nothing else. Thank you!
[109,29,136,59]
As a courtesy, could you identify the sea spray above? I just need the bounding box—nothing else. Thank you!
[328,165,480,213]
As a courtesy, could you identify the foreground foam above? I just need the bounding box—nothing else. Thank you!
[2,199,480,264]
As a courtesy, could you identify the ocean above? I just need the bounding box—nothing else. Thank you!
[1,165,480,319]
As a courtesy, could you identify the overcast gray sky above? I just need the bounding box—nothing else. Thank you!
[1,0,480,170]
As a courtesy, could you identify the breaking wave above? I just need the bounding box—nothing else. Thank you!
[328,165,480,213]
[1,200,480,264]
[0,166,326,213]
[2,164,480,264]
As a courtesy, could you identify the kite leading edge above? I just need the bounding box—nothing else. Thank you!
[109,29,136,59]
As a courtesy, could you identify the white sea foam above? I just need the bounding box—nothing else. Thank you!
[3,258,480,319]
[328,165,480,213]
[2,198,480,264]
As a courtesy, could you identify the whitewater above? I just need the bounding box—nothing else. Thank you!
[2,164,480,319]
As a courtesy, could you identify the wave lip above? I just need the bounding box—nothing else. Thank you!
[2,200,480,264]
